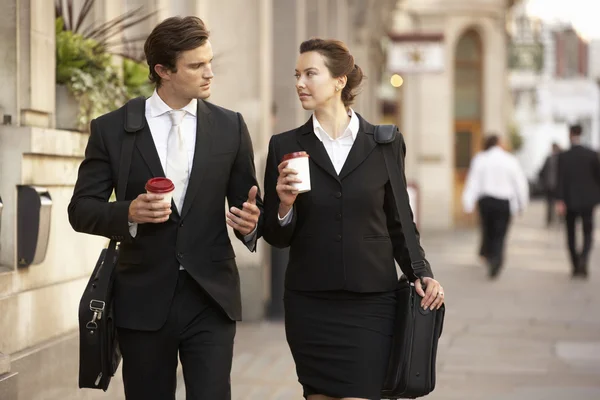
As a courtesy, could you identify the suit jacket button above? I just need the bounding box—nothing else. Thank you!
[334,192,342,199]
[335,234,342,241]
[180,222,184,227]
[177,252,184,259]
[335,213,342,221]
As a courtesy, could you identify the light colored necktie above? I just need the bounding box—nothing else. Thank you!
[166,110,189,213]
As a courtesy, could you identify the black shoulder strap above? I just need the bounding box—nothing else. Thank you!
[107,97,145,255]
[374,125,429,279]
[116,97,145,201]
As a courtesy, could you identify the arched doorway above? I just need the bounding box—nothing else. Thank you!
[453,29,483,226]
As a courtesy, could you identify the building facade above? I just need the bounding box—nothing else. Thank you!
[387,0,518,229]
[508,2,600,181]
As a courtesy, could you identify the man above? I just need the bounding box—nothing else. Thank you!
[556,124,600,279]
[462,134,529,279]
[68,16,263,399]
[538,142,561,226]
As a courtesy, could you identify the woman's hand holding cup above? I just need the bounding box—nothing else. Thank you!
[276,158,304,216]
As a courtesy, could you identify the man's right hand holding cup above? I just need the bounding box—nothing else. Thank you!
[128,193,172,224]
[129,177,175,224]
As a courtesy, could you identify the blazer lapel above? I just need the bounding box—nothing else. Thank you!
[296,117,340,183]
[338,115,376,180]
[180,100,213,220]
[135,122,165,178]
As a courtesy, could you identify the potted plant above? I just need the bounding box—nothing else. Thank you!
[55,0,155,132]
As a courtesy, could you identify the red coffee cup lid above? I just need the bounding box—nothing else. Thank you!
[282,151,309,161]
[145,177,175,193]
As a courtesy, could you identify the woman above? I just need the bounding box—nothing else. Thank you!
[263,38,445,400]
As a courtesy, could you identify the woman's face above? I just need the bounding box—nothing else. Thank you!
[295,51,342,111]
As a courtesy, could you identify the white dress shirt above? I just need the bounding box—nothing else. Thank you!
[279,109,359,225]
[129,90,256,248]
[462,146,530,215]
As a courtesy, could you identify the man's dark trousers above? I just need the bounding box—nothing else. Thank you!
[117,270,235,400]
[478,196,511,276]
[565,208,594,275]
[546,192,556,226]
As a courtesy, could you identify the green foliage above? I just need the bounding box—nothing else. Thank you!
[509,123,524,152]
[55,17,153,131]
[123,58,154,99]
[55,17,108,84]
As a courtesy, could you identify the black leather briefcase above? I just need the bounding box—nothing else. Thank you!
[381,278,445,398]
[78,245,121,390]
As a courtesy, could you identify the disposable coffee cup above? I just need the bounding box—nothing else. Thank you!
[282,151,311,193]
[145,177,175,205]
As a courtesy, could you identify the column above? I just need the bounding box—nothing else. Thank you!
[17,0,55,128]
[0,0,18,125]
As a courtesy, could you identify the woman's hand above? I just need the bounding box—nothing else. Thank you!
[415,277,445,310]
[276,158,303,214]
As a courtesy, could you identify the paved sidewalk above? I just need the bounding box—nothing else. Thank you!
[230,200,600,399]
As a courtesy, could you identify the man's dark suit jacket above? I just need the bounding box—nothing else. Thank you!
[556,144,600,211]
[263,115,433,292]
[68,99,263,331]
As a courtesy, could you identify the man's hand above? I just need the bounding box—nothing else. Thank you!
[128,193,172,224]
[227,186,261,235]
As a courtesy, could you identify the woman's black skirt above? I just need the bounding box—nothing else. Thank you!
[284,289,396,399]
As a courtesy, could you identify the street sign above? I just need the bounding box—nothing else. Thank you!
[387,33,445,74]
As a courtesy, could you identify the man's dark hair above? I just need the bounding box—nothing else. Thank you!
[144,16,210,87]
[569,124,582,136]
[483,134,499,151]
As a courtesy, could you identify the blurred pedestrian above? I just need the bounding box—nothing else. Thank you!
[555,124,600,279]
[462,134,529,278]
[538,142,561,226]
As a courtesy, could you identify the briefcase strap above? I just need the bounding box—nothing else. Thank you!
[105,97,145,259]
[375,125,429,279]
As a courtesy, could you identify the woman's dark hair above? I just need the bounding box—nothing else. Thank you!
[299,38,365,107]
[144,16,210,87]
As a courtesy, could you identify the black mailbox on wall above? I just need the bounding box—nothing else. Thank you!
[17,186,52,267]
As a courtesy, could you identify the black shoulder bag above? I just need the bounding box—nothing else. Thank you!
[78,97,145,391]
[374,125,446,399]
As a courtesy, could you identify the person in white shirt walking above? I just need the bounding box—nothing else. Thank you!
[462,135,529,278]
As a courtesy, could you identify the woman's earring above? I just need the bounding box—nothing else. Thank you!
[336,87,340,92]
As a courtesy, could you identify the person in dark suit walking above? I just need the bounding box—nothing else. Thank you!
[263,38,445,400]
[538,142,561,226]
[68,17,263,399]
[556,124,600,279]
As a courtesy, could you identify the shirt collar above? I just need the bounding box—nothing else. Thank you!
[148,89,198,118]
[312,108,360,141]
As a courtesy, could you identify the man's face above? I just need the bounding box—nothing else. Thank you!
[162,41,214,101]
